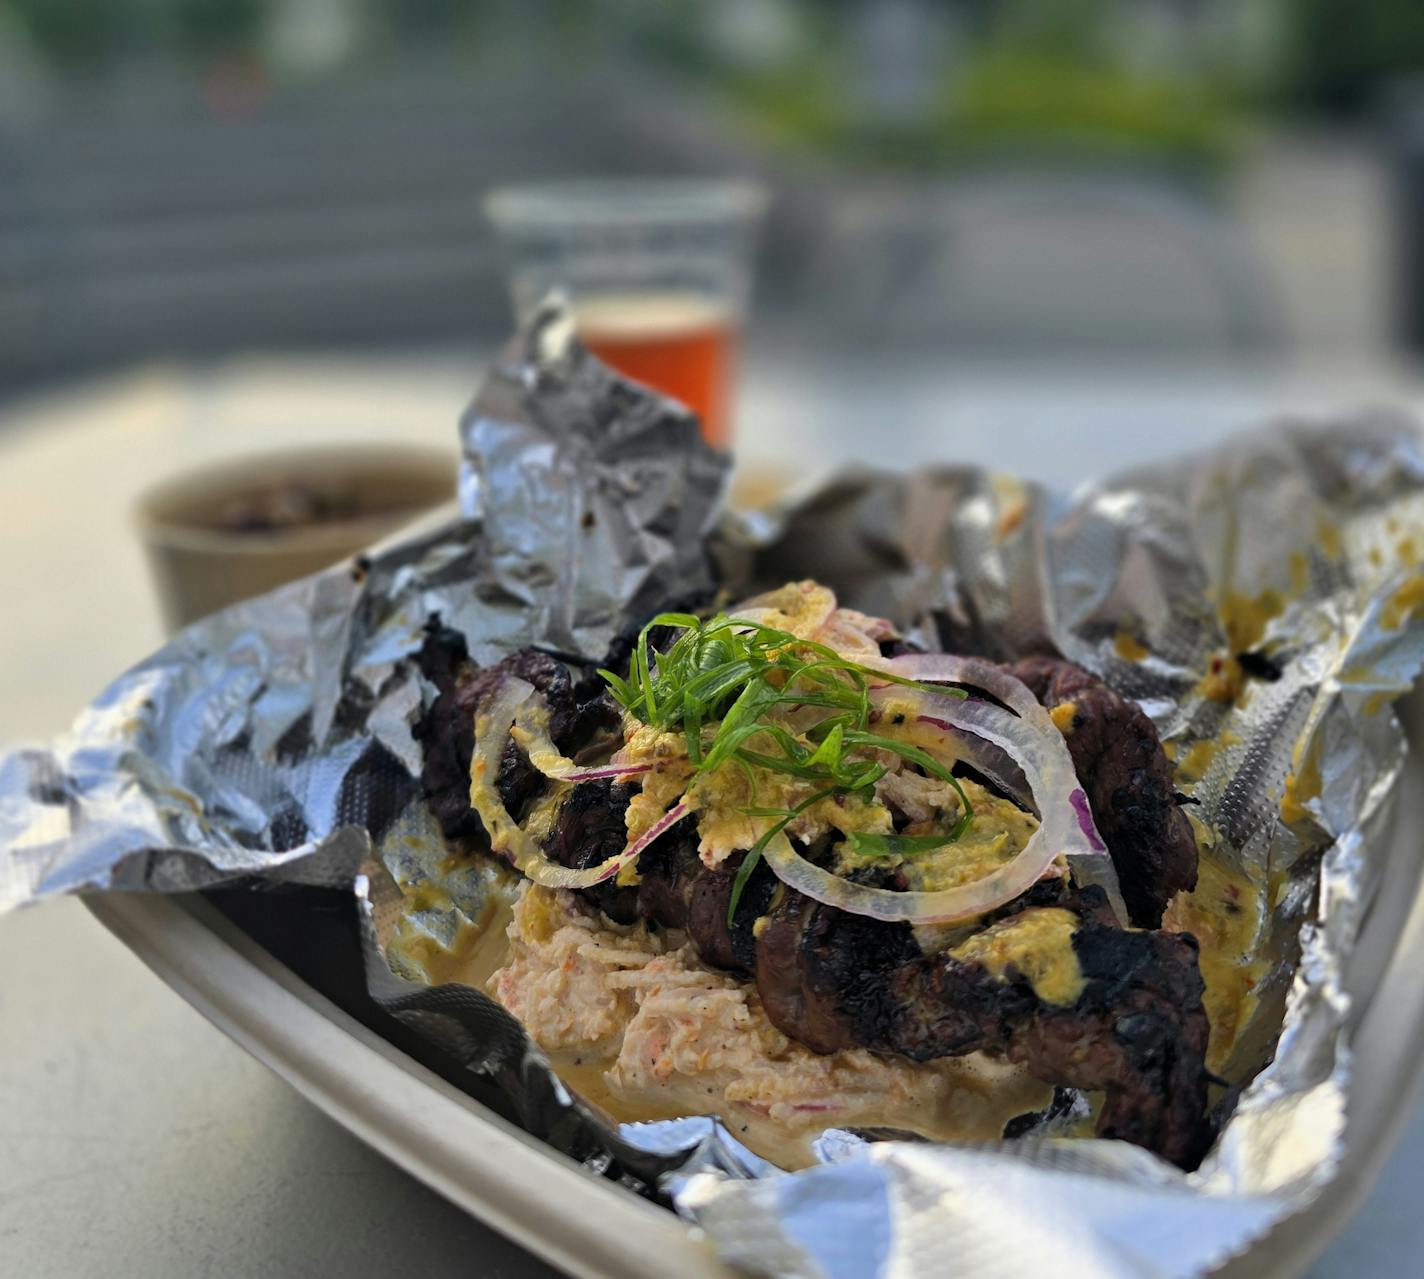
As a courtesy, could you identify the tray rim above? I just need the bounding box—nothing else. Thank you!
[85,890,736,1279]
[84,697,1424,1279]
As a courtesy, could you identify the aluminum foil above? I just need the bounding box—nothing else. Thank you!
[5,301,1424,1278]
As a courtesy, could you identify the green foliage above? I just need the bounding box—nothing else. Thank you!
[7,0,133,67]
[1285,0,1424,115]
[5,0,267,65]
[172,0,266,56]
[950,50,1235,167]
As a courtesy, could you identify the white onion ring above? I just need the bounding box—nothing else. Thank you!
[761,692,1083,924]
[468,676,685,888]
[881,654,1103,839]
[876,653,1045,718]
[922,694,1119,908]
[881,653,1111,856]
[812,612,884,663]
[509,704,656,783]
[911,718,1032,809]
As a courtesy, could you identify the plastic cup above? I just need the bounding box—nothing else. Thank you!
[485,178,766,448]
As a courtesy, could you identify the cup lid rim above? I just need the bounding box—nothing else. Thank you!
[132,444,456,554]
[485,177,768,228]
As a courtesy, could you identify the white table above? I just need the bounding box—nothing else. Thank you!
[2,347,1421,1277]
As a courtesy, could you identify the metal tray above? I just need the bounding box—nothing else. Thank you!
[84,690,1424,1279]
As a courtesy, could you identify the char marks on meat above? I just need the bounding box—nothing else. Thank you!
[879,888,1210,1163]
[756,868,920,1055]
[414,631,1212,1168]
[756,878,1211,1166]
[542,778,640,925]
[413,626,620,838]
[1006,655,1197,928]
[624,815,771,971]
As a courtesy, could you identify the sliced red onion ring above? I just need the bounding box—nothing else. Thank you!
[560,761,657,782]
[813,612,884,663]
[920,688,1105,864]
[879,653,1111,848]
[468,676,685,888]
[1070,789,1107,851]
[878,653,1046,719]
[763,705,1062,922]
[923,700,1100,849]
[467,675,544,870]
[893,658,1122,903]
[759,661,1115,924]
[890,655,1118,889]
[913,717,1032,810]
[512,799,693,891]
[509,705,656,782]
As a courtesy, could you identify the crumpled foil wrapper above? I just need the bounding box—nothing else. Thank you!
[5,302,1424,1278]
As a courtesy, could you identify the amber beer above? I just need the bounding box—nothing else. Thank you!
[574,294,736,448]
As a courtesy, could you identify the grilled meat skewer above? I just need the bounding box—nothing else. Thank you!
[413,627,1213,1168]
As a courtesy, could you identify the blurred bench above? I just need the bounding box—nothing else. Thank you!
[0,76,644,390]
[804,169,1286,355]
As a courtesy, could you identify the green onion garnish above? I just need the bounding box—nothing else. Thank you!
[599,612,975,924]
[843,825,973,859]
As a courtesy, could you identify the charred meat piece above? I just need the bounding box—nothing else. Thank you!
[413,625,620,842]
[1006,655,1197,927]
[413,635,1213,1168]
[754,879,1211,1166]
[1044,917,1210,1160]
[878,895,1210,1165]
[412,623,486,844]
[635,826,777,973]
[541,778,640,925]
[755,868,920,1055]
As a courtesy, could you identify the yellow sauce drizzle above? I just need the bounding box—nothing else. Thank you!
[1113,631,1150,662]
[388,881,520,989]
[950,908,1086,1007]
[1316,517,1343,561]
[1217,588,1285,653]
[1198,653,1244,704]
[1163,852,1267,1075]
[1174,731,1240,785]
[1381,574,1424,630]
[1280,753,1322,825]
[1049,701,1078,735]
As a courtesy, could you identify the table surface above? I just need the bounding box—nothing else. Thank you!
[3,346,1423,1278]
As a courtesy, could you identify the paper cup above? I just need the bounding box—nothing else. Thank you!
[135,445,457,632]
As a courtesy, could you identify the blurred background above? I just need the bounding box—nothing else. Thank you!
[3,0,1424,384]
[7,9,1424,1279]
[14,0,1424,731]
